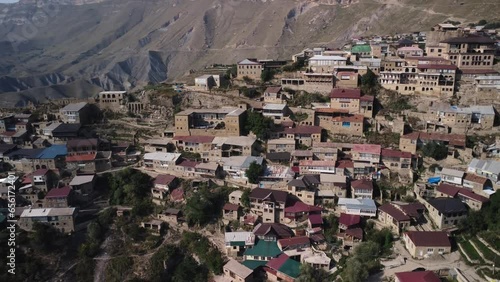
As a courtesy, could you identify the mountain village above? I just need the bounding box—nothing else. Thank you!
[1,21,500,282]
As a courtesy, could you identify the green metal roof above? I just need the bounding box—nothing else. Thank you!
[351,45,371,53]
[242,260,267,270]
[230,241,246,247]
[278,259,301,279]
[243,240,281,258]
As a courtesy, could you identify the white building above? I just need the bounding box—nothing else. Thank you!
[308,55,347,72]
[194,74,221,90]
[337,198,377,217]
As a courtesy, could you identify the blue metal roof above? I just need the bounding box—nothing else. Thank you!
[37,145,67,159]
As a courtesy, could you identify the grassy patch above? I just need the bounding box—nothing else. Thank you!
[471,237,500,265]
[459,240,484,263]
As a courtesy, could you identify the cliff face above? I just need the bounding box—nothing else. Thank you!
[0,0,498,107]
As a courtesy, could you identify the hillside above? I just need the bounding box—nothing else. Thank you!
[0,0,499,106]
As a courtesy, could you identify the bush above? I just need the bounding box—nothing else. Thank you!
[421,141,448,160]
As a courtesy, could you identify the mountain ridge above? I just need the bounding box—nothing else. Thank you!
[0,0,498,107]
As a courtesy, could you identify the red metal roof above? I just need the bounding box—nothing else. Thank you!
[395,271,441,282]
[351,179,373,191]
[265,86,282,94]
[45,186,71,198]
[345,227,363,239]
[436,183,460,197]
[284,126,322,135]
[278,236,310,248]
[381,148,412,158]
[223,203,240,211]
[330,88,361,99]
[284,201,322,213]
[379,203,411,222]
[336,160,354,169]
[266,254,289,271]
[170,188,184,202]
[353,144,381,155]
[464,173,489,185]
[404,231,451,247]
[66,153,97,162]
[154,174,177,186]
[339,213,361,227]
[308,214,323,225]
[178,159,200,168]
[458,188,489,203]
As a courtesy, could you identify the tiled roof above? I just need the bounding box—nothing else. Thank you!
[405,231,451,247]
[395,271,441,282]
[45,186,72,198]
[379,203,411,221]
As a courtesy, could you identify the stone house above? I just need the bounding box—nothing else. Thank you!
[403,231,451,259]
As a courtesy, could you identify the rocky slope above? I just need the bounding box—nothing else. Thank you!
[0,0,498,106]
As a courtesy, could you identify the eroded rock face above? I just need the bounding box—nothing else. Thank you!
[0,0,497,107]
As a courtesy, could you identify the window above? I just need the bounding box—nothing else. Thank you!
[342,122,350,127]
[427,248,434,253]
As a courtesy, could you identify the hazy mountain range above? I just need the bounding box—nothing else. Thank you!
[0,0,498,107]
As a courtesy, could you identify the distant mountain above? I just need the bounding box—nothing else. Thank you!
[0,0,498,107]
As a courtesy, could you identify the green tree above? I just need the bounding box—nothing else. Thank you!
[261,69,275,82]
[240,188,251,208]
[184,187,228,226]
[421,141,448,160]
[245,161,264,184]
[478,19,488,25]
[360,69,379,96]
[244,110,274,140]
[296,263,331,282]
[342,259,369,282]
[30,222,61,251]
